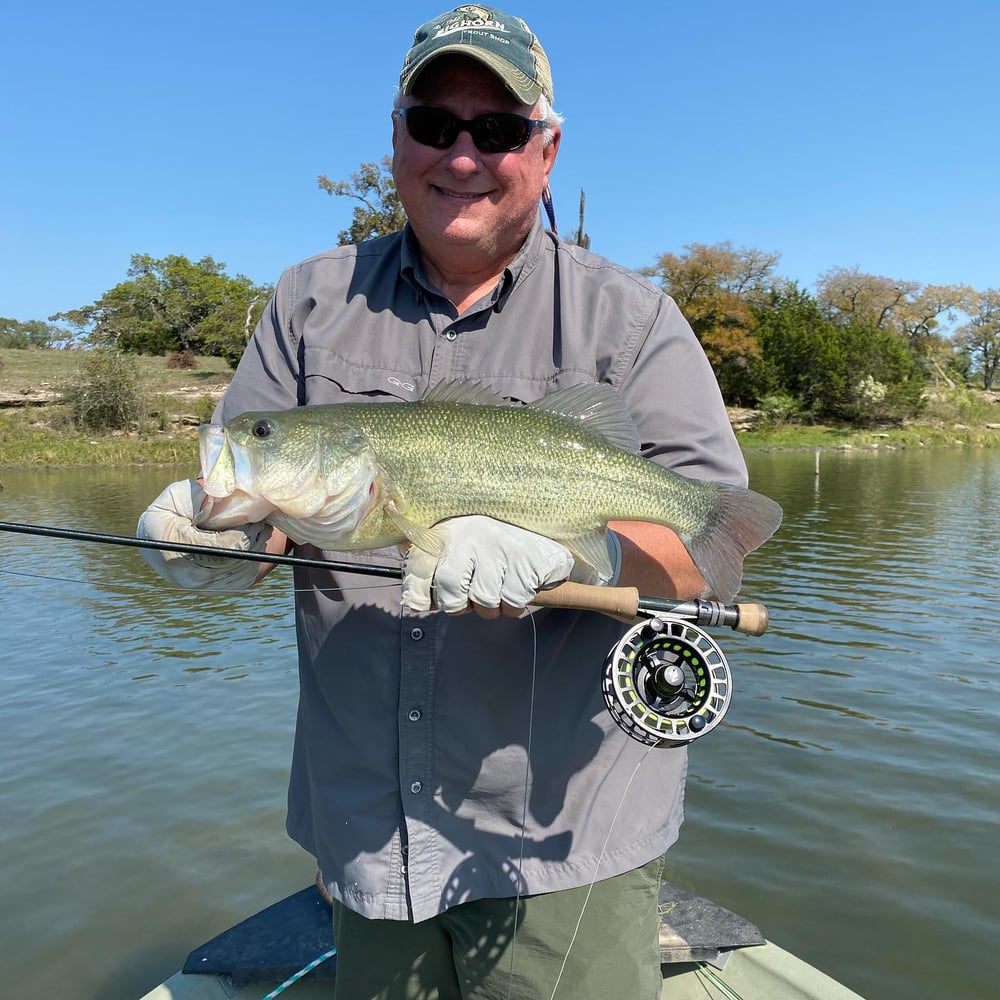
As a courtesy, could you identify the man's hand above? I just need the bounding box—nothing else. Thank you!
[401,515,575,618]
[137,479,272,591]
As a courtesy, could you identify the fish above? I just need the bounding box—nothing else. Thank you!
[195,381,782,602]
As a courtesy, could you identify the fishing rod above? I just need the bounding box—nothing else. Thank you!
[0,518,770,747]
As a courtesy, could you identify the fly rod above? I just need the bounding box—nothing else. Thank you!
[0,519,767,635]
[1,517,771,746]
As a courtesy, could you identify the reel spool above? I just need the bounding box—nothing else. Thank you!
[602,616,733,747]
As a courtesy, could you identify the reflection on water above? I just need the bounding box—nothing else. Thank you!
[1,453,999,1000]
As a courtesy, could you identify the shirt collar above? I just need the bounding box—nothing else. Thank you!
[399,214,547,313]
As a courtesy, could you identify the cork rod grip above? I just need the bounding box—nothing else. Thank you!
[530,582,641,618]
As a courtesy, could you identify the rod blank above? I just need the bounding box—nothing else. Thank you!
[0,520,768,633]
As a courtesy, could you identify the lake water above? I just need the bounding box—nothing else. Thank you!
[1,449,998,1000]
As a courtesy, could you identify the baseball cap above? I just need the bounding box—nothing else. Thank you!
[399,5,554,106]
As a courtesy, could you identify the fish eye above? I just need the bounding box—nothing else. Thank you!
[251,419,275,439]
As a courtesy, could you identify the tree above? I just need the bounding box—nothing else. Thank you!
[0,317,74,349]
[750,285,926,425]
[318,156,406,245]
[566,189,590,249]
[815,267,916,330]
[645,242,782,403]
[817,266,967,344]
[955,289,1000,390]
[51,254,273,361]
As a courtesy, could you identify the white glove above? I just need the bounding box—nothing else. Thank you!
[136,479,272,591]
[401,515,575,614]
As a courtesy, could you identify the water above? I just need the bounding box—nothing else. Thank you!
[1,451,998,999]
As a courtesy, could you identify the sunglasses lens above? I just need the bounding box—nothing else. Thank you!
[472,114,531,152]
[401,108,534,153]
[403,106,458,148]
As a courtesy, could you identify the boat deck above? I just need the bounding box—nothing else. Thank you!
[141,883,866,999]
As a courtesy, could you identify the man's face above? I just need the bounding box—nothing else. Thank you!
[392,55,560,270]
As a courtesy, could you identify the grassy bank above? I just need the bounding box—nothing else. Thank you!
[0,348,231,468]
[2,348,999,468]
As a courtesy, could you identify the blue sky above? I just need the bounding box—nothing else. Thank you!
[3,0,997,325]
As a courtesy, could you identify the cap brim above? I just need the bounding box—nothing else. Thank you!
[400,45,543,106]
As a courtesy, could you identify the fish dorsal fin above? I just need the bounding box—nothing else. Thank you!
[529,383,641,454]
[422,381,514,407]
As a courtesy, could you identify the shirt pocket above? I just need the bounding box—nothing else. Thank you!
[302,345,426,405]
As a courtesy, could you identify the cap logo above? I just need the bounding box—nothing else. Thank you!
[434,6,506,38]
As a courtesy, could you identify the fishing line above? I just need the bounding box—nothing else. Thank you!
[501,613,655,1000]
[546,742,655,1000]
[505,611,538,1000]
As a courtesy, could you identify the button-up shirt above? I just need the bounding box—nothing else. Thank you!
[219,218,748,922]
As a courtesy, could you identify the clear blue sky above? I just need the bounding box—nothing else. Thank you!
[3,0,997,325]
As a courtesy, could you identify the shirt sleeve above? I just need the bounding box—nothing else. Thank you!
[620,292,749,488]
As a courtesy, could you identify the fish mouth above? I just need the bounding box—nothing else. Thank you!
[195,423,276,528]
[198,424,233,496]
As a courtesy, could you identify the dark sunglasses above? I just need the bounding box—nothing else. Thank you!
[393,106,546,153]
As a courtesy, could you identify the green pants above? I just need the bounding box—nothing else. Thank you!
[331,854,665,1000]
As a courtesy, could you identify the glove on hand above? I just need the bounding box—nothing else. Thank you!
[136,479,272,591]
[401,515,575,614]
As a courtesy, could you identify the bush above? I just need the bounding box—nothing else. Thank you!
[193,394,217,424]
[60,349,149,430]
[757,393,804,426]
[165,349,198,370]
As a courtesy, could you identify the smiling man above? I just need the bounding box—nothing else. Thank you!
[138,6,752,999]
[390,53,560,313]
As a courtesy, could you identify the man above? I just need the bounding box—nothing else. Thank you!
[139,7,750,998]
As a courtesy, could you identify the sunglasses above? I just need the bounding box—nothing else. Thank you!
[393,106,546,153]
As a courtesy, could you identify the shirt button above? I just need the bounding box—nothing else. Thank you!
[400,864,408,874]
[410,780,423,794]
[444,330,458,341]
[408,708,422,722]
[410,627,424,641]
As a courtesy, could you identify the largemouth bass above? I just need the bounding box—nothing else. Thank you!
[196,381,782,601]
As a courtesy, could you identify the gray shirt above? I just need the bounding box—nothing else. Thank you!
[220,218,748,922]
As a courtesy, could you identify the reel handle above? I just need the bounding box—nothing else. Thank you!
[531,582,770,636]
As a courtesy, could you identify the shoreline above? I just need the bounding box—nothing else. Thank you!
[2,416,999,471]
[2,347,999,468]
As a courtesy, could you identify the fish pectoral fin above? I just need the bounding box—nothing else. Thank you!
[385,501,446,558]
[561,529,616,585]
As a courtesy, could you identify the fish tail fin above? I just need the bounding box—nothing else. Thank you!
[684,485,783,603]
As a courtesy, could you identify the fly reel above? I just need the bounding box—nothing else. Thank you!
[602,615,733,747]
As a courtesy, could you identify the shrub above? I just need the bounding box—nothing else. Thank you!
[60,349,149,430]
[757,393,804,426]
[165,349,198,370]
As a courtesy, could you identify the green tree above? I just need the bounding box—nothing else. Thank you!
[0,317,74,349]
[750,286,832,403]
[52,254,273,360]
[752,286,925,425]
[318,156,406,245]
[955,289,1000,390]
